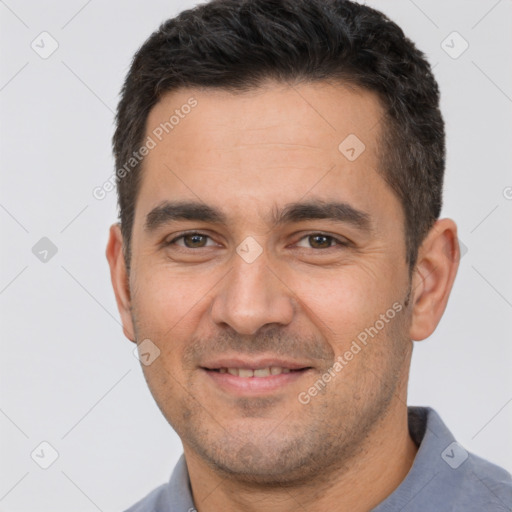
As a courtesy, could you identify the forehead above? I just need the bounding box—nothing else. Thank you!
[135,80,400,232]
[146,80,383,156]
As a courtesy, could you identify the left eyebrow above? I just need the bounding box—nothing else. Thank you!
[269,199,373,234]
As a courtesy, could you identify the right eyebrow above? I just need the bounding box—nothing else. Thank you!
[144,201,227,233]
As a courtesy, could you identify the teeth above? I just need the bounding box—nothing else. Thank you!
[219,367,296,377]
[253,368,270,377]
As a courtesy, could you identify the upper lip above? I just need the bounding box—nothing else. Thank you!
[201,356,312,371]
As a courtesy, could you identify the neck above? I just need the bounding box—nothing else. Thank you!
[184,399,418,512]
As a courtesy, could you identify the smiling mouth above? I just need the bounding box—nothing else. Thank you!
[206,367,311,377]
[201,356,314,395]
[202,366,313,396]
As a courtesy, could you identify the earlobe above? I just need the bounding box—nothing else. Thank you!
[106,223,136,342]
[409,218,460,341]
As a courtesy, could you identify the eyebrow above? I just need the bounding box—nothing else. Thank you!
[144,199,373,233]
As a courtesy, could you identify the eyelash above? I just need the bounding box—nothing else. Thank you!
[165,231,350,250]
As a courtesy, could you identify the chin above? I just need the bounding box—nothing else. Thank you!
[189,429,328,486]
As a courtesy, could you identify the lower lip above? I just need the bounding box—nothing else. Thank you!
[203,368,310,395]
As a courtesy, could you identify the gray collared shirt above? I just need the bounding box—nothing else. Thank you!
[124,407,512,511]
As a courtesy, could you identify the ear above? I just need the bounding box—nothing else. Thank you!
[106,223,136,342]
[409,218,460,341]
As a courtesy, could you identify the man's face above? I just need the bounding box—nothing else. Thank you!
[126,81,413,483]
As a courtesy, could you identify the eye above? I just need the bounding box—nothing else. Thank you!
[164,231,349,252]
[295,233,349,250]
[167,232,217,249]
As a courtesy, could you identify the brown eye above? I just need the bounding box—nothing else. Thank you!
[183,234,208,248]
[308,234,333,249]
[296,233,342,249]
[167,232,214,248]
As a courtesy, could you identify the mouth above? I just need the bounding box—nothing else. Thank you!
[201,358,313,395]
[206,366,308,377]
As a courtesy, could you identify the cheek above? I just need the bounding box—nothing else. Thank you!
[133,265,214,335]
[139,351,194,436]
[290,266,395,344]
[129,274,192,390]
[131,270,199,411]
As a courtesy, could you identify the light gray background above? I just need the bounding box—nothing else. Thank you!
[1,0,511,510]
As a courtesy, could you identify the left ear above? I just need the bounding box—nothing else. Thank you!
[409,218,460,341]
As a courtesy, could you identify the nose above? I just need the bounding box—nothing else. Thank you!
[209,247,295,335]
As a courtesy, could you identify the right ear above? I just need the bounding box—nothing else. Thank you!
[106,223,136,342]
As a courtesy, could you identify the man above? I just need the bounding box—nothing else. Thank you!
[106,0,512,510]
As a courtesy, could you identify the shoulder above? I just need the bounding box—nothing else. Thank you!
[122,483,168,512]
[121,454,193,512]
[411,406,512,511]
[462,451,512,511]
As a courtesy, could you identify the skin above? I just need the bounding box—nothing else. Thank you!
[107,80,460,512]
